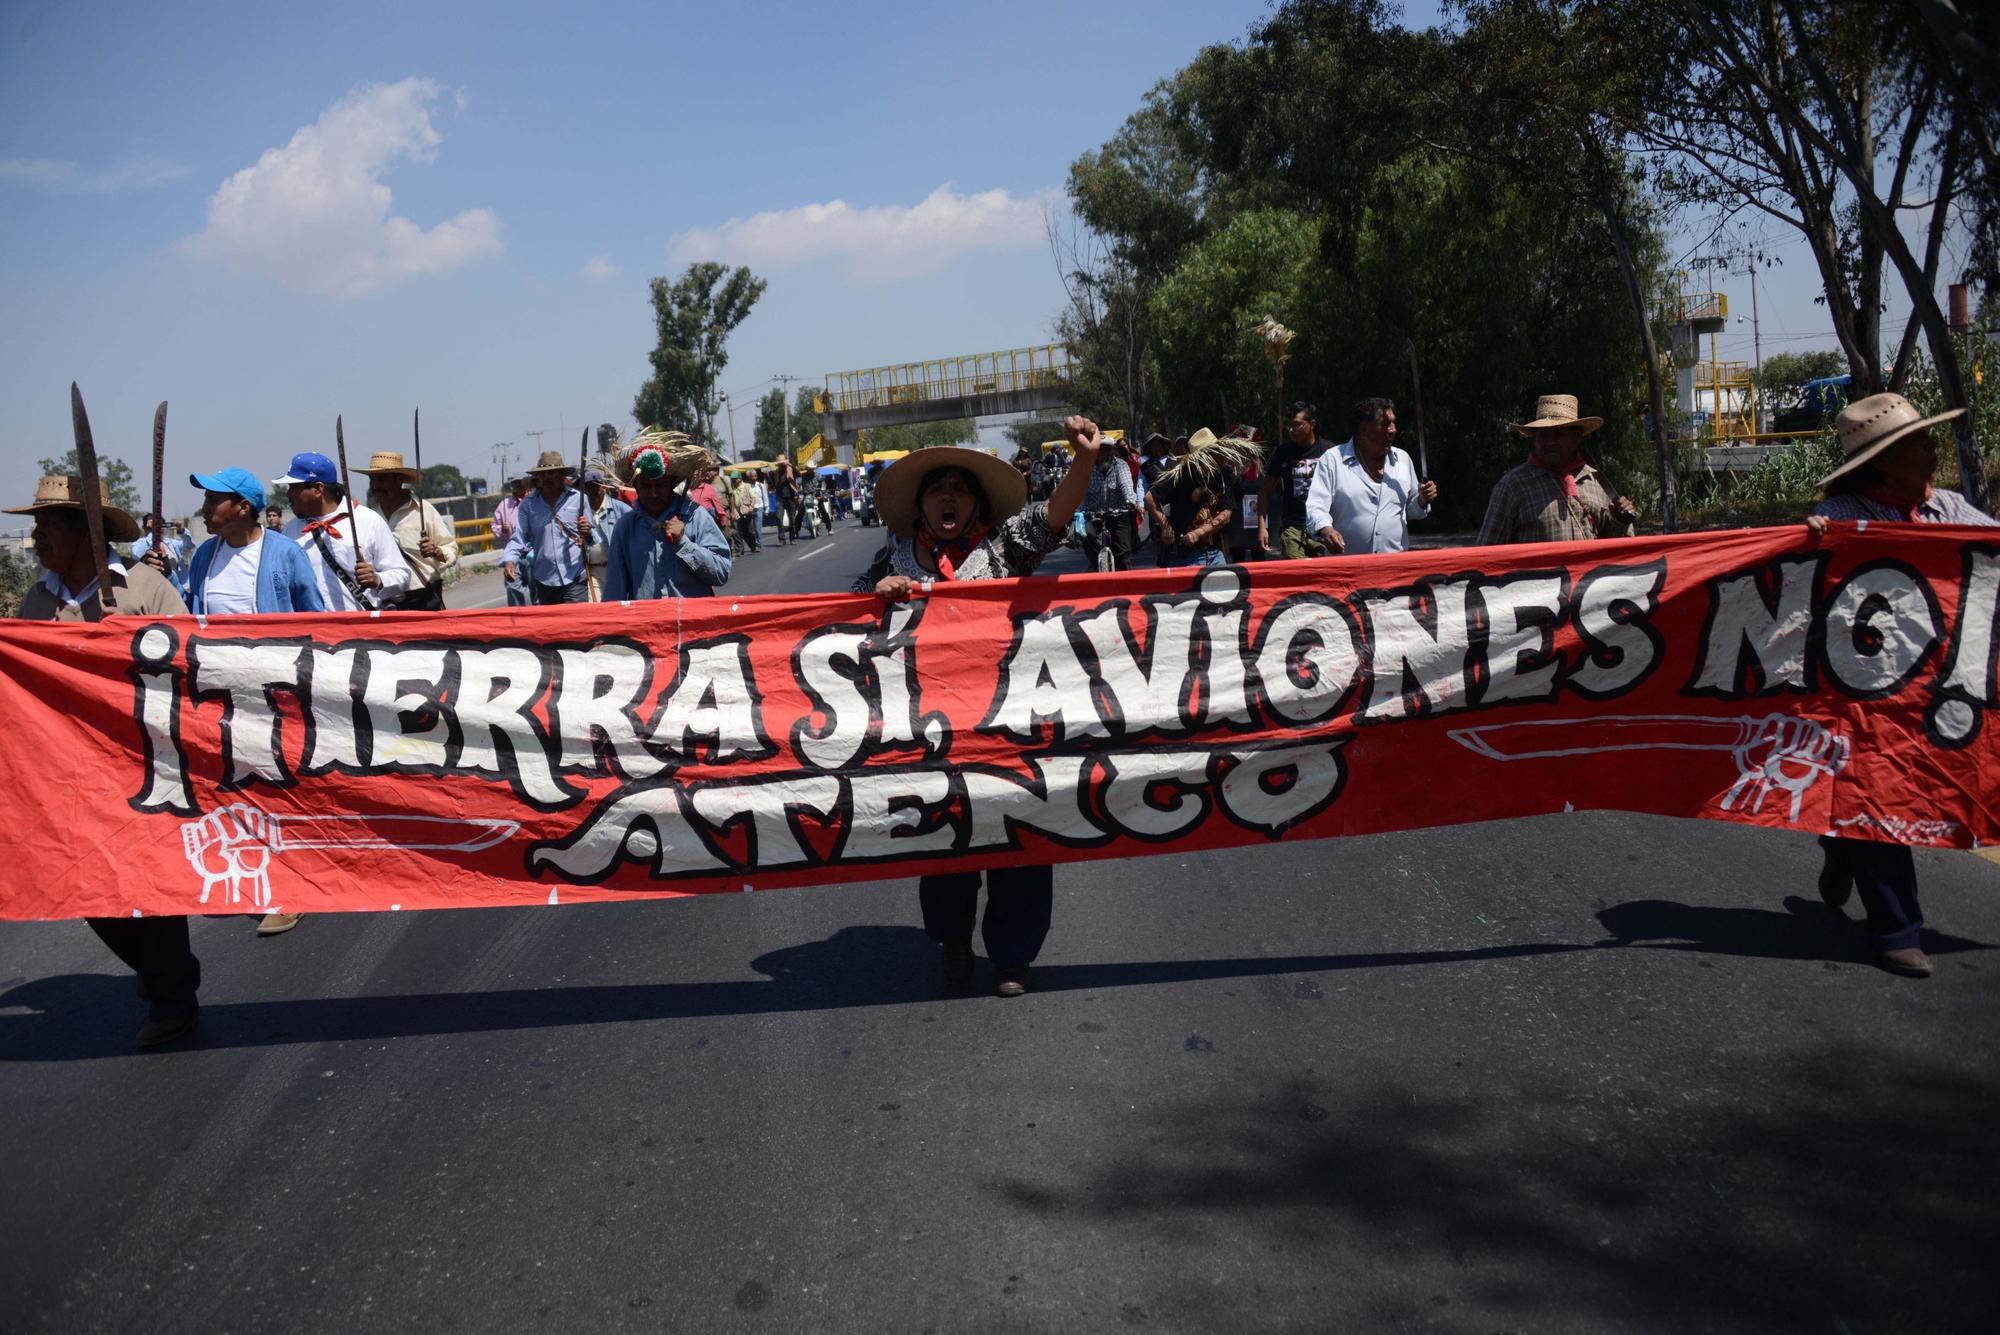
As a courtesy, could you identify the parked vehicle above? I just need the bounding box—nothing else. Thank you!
[1772,374,1851,434]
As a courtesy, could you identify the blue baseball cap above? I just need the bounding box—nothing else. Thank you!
[190,467,267,512]
[272,451,339,487]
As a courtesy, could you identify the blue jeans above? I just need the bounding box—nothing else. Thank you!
[1166,546,1226,568]
[504,573,531,606]
[1819,836,1923,951]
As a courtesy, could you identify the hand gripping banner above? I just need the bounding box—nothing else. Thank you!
[0,525,1994,921]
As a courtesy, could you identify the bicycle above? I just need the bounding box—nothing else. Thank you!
[1074,509,1125,573]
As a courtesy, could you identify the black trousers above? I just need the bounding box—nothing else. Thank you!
[1819,836,1923,950]
[532,578,588,605]
[1083,512,1138,571]
[86,916,200,1019]
[919,865,1053,968]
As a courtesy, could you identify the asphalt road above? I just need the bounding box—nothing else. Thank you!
[3,517,1997,1334]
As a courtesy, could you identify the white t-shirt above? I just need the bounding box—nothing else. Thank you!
[204,532,266,615]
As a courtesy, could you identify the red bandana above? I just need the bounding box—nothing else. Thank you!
[302,515,346,538]
[1862,487,1920,522]
[1532,451,1588,501]
[917,522,990,581]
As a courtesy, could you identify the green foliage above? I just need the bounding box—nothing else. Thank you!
[36,448,140,512]
[633,262,767,442]
[860,419,978,453]
[1063,0,1673,526]
[1754,350,1847,404]
[420,463,467,498]
[1714,434,1846,518]
[1901,331,2000,496]
[1149,209,1320,433]
[0,544,36,619]
[749,386,821,461]
[1003,419,1067,451]
[750,389,786,461]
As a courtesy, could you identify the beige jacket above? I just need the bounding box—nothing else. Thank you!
[16,558,188,622]
[380,499,460,584]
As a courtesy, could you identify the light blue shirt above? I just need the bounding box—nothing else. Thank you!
[501,488,588,587]
[603,495,732,599]
[129,530,195,596]
[1304,441,1431,553]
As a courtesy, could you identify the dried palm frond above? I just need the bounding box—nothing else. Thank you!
[1253,316,1296,369]
[1158,432,1264,489]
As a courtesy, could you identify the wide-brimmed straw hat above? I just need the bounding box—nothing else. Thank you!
[352,450,420,481]
[875,446,1026,536]
[1818,392,1965,490]
[625,429,712,483]
[1514,394,1604,437]
[526,450,572,475]
[5,474,140,542]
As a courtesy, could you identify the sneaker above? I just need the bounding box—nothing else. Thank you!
[1878,947,1933,978]
[256,912,302,936]
[942,938,975,986]
[994,965,1031,998]
[135,1015,198,1049]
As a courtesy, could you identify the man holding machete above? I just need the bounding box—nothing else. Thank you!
[9,466,202,1048]
[1304,397,1438,554]
[358,449,457,611]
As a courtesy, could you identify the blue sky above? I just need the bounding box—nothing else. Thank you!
[0,0,1899,525]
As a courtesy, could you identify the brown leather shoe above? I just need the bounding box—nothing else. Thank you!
[1879,947,1933,978]
[135,1015,198,1049]
[256,912,302,936]
[941,938,974,986]
[994,965,1031,998]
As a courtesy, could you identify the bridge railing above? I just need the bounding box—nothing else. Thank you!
[824,344,1072,413]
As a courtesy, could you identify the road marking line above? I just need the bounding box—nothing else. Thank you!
[793,542,834,562]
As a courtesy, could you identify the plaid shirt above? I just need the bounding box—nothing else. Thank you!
[1081,457,1139,513]
[1476,459,1634,546]
[1811,488,1997,526]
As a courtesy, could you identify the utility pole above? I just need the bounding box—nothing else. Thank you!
[490,442,515,493]
[773,373,803,462]
[720,392,740,461]
[525,429,549,464]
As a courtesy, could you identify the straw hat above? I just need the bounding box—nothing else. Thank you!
[1514,394,1604,437]
[4,475,140,542]
[1818,392,1965,490]
[626,429,712,483]
[1159,428,1262,488]
[875,445,1026,536]
[352,450,420,481]
[526,450,572,475]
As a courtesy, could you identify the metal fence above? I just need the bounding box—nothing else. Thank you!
[824,345,1072,413]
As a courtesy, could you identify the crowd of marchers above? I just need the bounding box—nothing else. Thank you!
[7,388,1990,1044]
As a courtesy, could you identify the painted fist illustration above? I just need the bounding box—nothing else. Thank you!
[181,805,275,909]
[1723,716,1850,821]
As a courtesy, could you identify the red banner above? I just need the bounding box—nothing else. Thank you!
[1,526,1995,921]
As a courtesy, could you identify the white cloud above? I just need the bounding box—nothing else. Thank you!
[582,254,618,280]
[0,156,187,192]
[185,77,501,299]
[669,184,1062,284]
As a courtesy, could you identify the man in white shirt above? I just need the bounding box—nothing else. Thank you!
[1304,397,1439,555]
[272,451,412,611]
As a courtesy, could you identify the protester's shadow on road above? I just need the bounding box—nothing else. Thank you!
[0,926,1589,1062]
[1596,895,1993,962]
